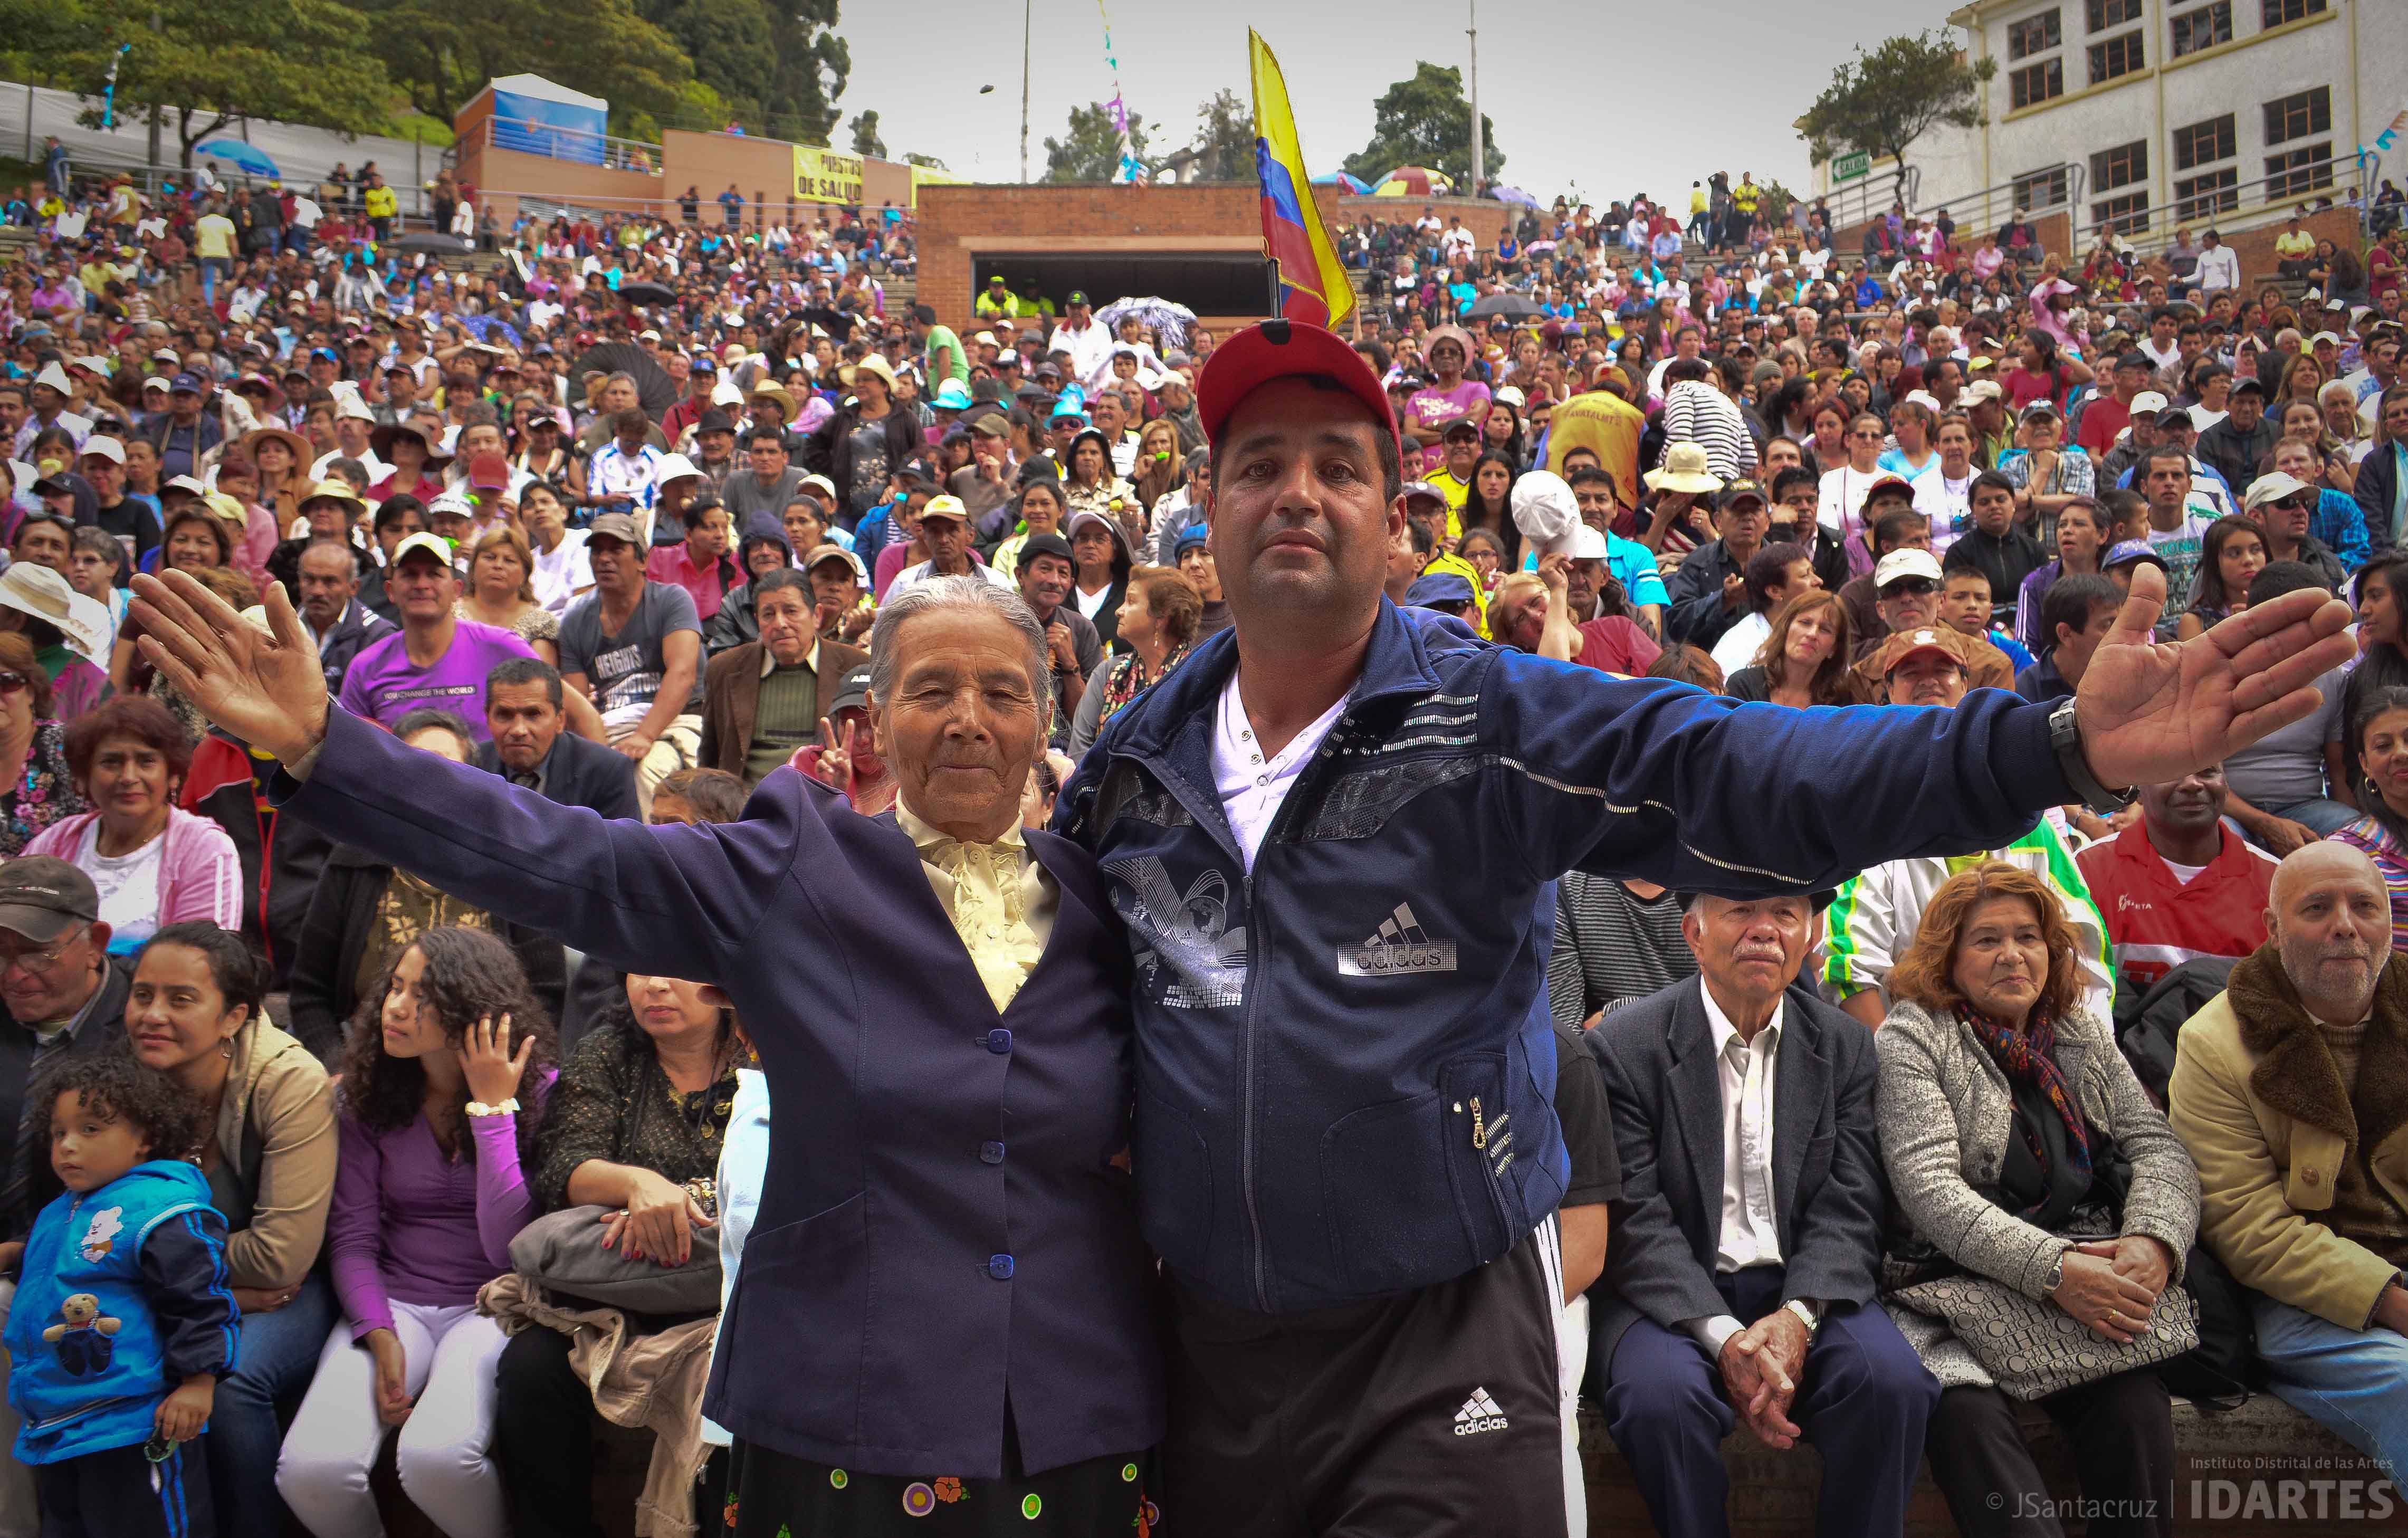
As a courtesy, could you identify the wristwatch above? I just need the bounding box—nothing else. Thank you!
[464,1098,520,1118]
[1784,1298,1822,1337]
[2044,1247,2070,1293]
[2048,700,2137,816]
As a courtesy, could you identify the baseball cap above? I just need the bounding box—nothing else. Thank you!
[1873,548,1945,589]
[0,856,100,943]
[1197,320,1398,452]
[1401,481,1449,506]
[826,662,875,717]
[1962,379,2003,405]
[917,494,971,525]
[803,544,867,583]
[2019,399,2060,422]
[1067,290,1091,307]
[2114,350,2152,372]
[1404,572,1477,610]
[585,512,644,548]
[169,372,203,394]
[467,452,511,492]
[2103,538,2169,574]
[799,474,840,503]
[389,532,456,569]
[1718,479,1767,510]
[1568,524,1611,562]
[2230,375,2267,397]
[653,453,704,487]
[78,436,125,466]
[2128,391,2169,416]
[1870,626,1976,677]
[1441,418,1481,442]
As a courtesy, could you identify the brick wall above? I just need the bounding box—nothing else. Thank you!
[2220,206,2363,294]
[917,184,1265,333]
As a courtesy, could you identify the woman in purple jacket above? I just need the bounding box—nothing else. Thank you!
[274,926,556,1538]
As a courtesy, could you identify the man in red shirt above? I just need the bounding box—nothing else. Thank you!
[2075,761,2276,992]
[2076,351,2154,457]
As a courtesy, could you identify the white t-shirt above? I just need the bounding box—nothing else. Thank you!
[531,529,594,616]
[79,822,165,950]
[1708,613,1771,676]
[1211,668,1349,873]
[1074,584,1113,624]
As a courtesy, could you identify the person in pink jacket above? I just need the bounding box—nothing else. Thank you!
[24,695,243,956]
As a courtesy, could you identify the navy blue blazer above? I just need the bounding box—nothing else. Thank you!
[278,707,1163,1478]
[472,729,640,821]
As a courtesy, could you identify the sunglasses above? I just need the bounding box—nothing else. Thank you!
[1880,577,1939,597]
[0,671,27,696]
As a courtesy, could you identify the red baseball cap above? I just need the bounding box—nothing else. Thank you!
[1196,320,1399,452]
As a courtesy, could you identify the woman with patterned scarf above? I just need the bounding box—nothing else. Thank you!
[1874,862,2201,1538]
[1068,565,1200,757]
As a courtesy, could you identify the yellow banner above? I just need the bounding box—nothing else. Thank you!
[909,164,967,207]
[792,145,864,205]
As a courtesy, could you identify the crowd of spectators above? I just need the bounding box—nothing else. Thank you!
[1,147,2407,1538]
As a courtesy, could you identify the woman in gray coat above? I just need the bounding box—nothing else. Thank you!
[1877,861,2200,1538]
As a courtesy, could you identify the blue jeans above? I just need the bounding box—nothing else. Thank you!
[199,256,230,305]
[208,1271,338,1538]
[2252,1295,2408,1481]
[2266,797,2363,838]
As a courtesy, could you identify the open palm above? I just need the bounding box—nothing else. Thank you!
[2074,563,2356,789]
[129,571,331,764]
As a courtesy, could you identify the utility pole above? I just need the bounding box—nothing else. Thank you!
[1465,0,1480,199]
[1020,0,1032,181]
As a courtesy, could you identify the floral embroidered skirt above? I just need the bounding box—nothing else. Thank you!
[722,1437,1158,1536]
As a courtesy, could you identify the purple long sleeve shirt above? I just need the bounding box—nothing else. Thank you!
[327,1080,549,1340]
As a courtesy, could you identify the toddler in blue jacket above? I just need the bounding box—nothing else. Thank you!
[2,1054,236,1538]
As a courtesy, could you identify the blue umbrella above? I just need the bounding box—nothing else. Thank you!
[1488,185,1540,208]
[1312,171,1371,195]
[457,314,525,351]
[195,141,280,179]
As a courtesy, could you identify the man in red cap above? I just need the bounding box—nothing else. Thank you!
[1055,317,2355,1536]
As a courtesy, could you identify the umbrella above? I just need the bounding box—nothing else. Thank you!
[567,340,677,418]
[1375,166,1451,197]
[195,141,280,179]
[456,313,525,351]
[615,280,677,307]
[1465,293,1546,321]
[1312,171,1371,195]
[1094,295,1198,351]
[392,231,474,255]
[1488,185,1540,208]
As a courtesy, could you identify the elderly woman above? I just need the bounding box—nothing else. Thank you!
[0,629,85,855]
[454,524,560,665]
[491,970,745,1538]
[23,695,243,954]
[1878,862,2200,1538]
[135,569,1162,1537]
[125,922,336,1538]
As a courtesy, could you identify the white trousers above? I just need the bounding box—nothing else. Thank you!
[1539,1215,1591,1537]
[275,1300,510,1538]
[0,1280,34,1538]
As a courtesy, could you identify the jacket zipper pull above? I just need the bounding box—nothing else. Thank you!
[1469,1096,1487,1151]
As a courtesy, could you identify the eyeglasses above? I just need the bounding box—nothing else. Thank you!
[0,928,84,977]
[0,672,27,695]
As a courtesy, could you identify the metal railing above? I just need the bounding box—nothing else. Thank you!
[1816,164,1923,231]
[1912,162,2082,241]
[2065,147,2372,253]
[466,115,664,176]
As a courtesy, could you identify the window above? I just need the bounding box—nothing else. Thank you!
[2091,139,2148,192]
[2012,58,2065,108]
[2173,113,2236,170]
[2170,1,2231,55]
[2266,142,2334,199]
[2087,0,2142,26]
[2014,166,2071,209]
[2174,167,2239,220]
[2261,0,2325,24]
[2089,30,2146,83]
[2009,8,2062,58]
[2264,87,2331,145]
[2092,192,2151,236]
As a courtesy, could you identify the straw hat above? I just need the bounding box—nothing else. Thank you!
[0,563,110,666]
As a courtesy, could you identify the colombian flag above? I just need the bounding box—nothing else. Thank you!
[1249,31,1355,331]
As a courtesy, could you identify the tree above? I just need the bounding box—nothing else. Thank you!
[903,152,948,170]
[1341,62,1502,189]
[1189,88,1253,183]
[848,109,884,158]
[55,0,393,167]
[1797,30,1994,206]
[1045,101,1146,183]
[354,0,693,132]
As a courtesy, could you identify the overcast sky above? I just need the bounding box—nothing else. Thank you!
[836,0,1960,200]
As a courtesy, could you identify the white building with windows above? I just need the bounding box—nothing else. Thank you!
[1814,0,2402,247]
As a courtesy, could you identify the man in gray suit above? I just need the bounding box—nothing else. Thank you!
[1591,890,1939,1538]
